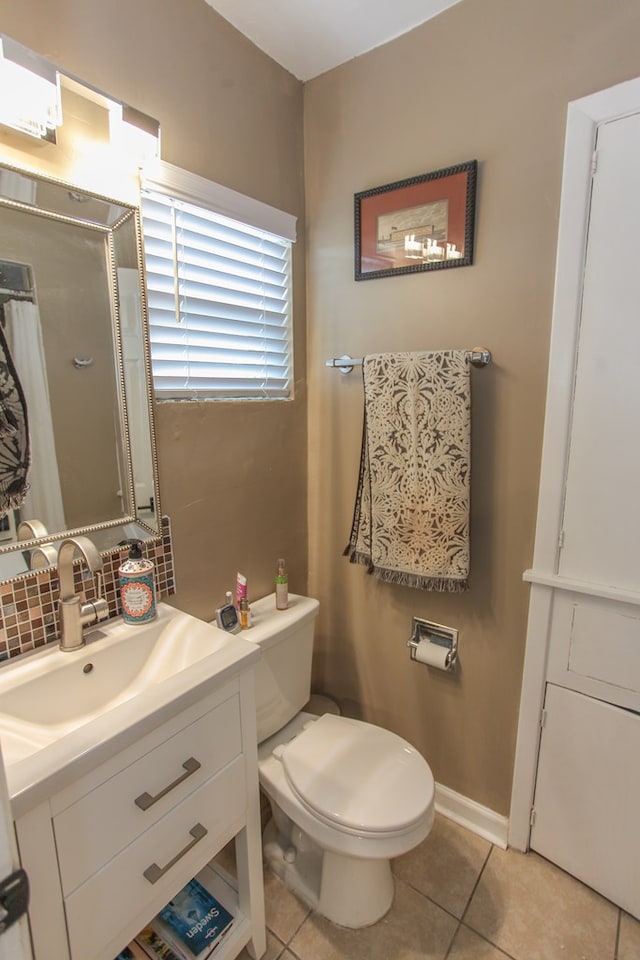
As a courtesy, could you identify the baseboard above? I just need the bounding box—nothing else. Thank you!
[435,783,509,849]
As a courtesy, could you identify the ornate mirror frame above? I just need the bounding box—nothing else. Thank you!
[0,160,161,578]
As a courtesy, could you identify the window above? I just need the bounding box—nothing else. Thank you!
[140,162,296,400]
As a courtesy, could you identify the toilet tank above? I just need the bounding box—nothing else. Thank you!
[243,593,320,743]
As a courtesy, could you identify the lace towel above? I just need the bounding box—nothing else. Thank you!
[345,350,470,591]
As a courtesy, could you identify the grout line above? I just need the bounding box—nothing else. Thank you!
[271,934,286,960]
[460,841,494,924]
[268,903,312,949]
[391,844,495,929]
[391,872,464,925]
[290,907,313,942]
[285,945,305,960]
[270,931,287,949]
[442,920,462,960]
[458,923,517,958]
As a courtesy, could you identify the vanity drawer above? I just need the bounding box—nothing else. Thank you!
[54,692,242,895]
[64,755,247,960]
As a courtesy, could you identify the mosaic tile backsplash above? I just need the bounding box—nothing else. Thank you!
[0,516,175,663]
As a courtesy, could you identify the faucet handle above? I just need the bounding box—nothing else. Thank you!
[78,570,109,628]
[87,597,110,623]
[79,591,109,628]
[90,570,109,622]
[94,569,104,599]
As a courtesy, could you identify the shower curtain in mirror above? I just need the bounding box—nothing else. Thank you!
[0,320,30,514]
[5,301,66,533]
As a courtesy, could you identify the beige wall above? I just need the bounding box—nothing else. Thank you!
[0,0,308,619]
[304,0,640,814]
[3,0,640,817]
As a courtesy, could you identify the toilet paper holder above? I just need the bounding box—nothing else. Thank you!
[407,617,458,670]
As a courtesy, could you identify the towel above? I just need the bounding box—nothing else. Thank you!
[345,350,470,591]
[0,323,30,514]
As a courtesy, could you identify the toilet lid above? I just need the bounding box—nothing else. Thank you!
[281,714,434,834]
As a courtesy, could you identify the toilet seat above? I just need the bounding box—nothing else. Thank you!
[280,714,434,837]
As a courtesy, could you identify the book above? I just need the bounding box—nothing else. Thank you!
[153,917,233,960]
[135,925,183,960]
[114,942,150,960]
[153,878,234,959]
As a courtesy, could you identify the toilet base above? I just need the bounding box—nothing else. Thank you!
[263,818,394,928]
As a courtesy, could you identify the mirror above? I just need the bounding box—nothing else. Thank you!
[0,160,161,577]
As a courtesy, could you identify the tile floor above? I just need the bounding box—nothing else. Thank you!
[235,813,640,960]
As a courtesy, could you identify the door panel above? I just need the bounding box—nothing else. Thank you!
[567,601,640,693]
[546,591,640,709]
[557,112,640,591]
[532,684,640,919]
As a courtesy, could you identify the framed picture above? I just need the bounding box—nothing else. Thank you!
[354,160,477,281]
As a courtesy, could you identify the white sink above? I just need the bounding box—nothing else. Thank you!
[0,602,258,813]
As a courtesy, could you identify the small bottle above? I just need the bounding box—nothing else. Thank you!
[239,596,249,629]
[119,540,156,624]
[275,558,288,610]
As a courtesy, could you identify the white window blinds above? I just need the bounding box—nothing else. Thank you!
[140,174,294,401]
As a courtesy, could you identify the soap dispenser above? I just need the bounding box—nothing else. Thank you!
[119,540,156,624]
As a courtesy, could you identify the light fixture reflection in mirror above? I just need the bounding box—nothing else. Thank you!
[0,36,62,142]
[0,161,161,579]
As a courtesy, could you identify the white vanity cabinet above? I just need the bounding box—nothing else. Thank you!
[13,665,266,960]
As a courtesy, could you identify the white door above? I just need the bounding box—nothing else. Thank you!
[555,111,640,589]
[0,743,31,960]
[527,106,640,918]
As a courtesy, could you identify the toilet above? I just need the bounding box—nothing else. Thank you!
[244,593,435,928]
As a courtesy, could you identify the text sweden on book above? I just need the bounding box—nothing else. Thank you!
[187,904,226,942]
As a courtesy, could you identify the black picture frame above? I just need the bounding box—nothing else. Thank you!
[354,160,477,281]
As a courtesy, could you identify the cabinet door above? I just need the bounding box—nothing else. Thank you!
[528,102,640,918]
[531,683,640,919]
[557,111,640,592]
[0,745,31,960]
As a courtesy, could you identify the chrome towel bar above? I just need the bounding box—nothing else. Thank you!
[326,348,491,374]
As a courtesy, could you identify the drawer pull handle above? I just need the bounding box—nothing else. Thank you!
[143,822,208,884]
[134,757,201,811]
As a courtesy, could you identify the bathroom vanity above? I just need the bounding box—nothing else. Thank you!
[0,605,266,960]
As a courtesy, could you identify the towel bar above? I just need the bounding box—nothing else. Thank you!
[326,348,491,374]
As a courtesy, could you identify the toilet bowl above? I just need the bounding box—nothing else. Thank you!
[232,593,436,928]
[258,711,434,927]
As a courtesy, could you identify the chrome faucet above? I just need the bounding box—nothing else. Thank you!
[56,536,109,652]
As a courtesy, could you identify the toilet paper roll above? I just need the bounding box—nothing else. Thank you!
[414,639,451,670]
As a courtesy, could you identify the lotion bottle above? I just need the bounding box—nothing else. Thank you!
[119,540,156,624]
[236,572,247,610]
[275,557,288,610]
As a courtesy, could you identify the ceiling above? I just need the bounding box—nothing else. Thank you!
[202,0,463,82]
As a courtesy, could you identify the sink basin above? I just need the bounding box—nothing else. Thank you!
[0,602,258,814]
